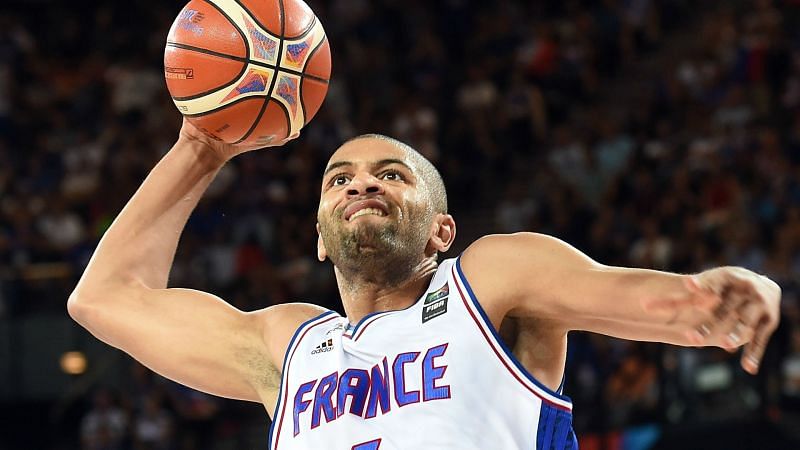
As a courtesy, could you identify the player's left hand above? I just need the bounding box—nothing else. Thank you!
[646,267,781,374]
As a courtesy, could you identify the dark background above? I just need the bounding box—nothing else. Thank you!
[1,0,800,449]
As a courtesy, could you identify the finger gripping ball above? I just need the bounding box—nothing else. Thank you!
[164,0,331,146]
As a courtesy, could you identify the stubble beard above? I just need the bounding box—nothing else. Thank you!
[319,214,429,288]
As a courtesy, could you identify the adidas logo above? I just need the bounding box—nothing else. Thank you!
[311,338,334,355]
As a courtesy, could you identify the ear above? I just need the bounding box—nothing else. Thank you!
[316,223,327,262]
[426,214,456,256]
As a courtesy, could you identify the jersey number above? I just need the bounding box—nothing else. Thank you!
[352,438,382,450]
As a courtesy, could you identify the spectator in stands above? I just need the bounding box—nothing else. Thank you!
[80,388,128,450]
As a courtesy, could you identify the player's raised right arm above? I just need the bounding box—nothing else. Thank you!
[67,120,311,404]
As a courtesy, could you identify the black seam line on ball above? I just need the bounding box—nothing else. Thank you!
[286,14,317,41]
[235,0,285,143]
[300,36,328,83]
[202,0,250,61]
[166,40,328,84]
[298,36,330,124]
[182,95,269,117]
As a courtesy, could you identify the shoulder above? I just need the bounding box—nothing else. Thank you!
[463,232,547,253]
[257,302,332,325]
[458,233,550,326]
[256,302,333,338]
[461,232,577,270]
[252,303,333,369]
[460,233,599,319]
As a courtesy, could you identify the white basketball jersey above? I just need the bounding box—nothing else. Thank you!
[268,257,577,450]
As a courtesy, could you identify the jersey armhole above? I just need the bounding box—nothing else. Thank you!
[453,255,573,410]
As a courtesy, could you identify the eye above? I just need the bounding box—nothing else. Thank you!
[381,170,404,181]
[331,174,350,186]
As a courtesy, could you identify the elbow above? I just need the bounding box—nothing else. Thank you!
[67,289,102,325]
[66,291,117,347]
[67,273,140,323]
[67,292,90,323]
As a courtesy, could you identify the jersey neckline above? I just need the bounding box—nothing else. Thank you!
[344,292,422,338]
[343,261,451,338]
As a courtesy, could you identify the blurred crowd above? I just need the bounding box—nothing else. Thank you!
[2,0,800,448]
[77,362,263,450]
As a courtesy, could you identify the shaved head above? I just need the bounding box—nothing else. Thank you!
[343,134,447,216]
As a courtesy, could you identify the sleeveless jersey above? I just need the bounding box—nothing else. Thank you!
[268,257,577,450]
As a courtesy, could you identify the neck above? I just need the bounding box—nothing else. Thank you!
[335,256,439,324]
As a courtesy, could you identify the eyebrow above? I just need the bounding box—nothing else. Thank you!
[323,158,413,177]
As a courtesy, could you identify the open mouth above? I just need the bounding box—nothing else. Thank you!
[344,199,390,221]
[348,207,387,221]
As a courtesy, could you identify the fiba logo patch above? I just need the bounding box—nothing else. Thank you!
[422,283,449,323]
[311,338,334,355]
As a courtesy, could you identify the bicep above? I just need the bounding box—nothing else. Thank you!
[70,286,278,402]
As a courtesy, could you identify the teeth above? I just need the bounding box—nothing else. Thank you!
[349,208,386,221]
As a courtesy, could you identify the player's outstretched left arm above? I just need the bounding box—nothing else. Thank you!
[461,233,781,374]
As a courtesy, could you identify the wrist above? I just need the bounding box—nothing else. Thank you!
[175,134,229,171]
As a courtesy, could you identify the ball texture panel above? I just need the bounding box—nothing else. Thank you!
[303,38,330,80]
[243,99,291,146]
[189,97,266,143]
[166,0,247,58]
[281,0,315,39]
[164,47,245,99]
[300,78,327,124]
[233,0,283,36]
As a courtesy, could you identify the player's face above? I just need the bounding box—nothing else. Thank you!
[316,138,434,270]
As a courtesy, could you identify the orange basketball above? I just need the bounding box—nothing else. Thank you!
[164,0,331,146]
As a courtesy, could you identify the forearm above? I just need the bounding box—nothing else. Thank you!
[73,138,225,296]
[471,233,780,373]
[573,312,694,346]
[552,266,695,340]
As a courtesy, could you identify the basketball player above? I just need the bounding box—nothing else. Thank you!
[68,120,781,449]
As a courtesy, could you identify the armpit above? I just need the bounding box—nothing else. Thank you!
[235,345,282,392]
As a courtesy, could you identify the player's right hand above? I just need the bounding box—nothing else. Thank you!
[178,117,300,161]
[688,268,780,374]
[643,267,781,374]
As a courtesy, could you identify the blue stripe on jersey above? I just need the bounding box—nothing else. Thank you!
[454,256,573,404]
[536,403,578,450]
[537,403,554,447]
[268,310,338,449]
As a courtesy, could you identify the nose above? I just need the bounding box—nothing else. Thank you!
[346,172,384,197]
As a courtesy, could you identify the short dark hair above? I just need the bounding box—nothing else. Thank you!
[346,134,448,215]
